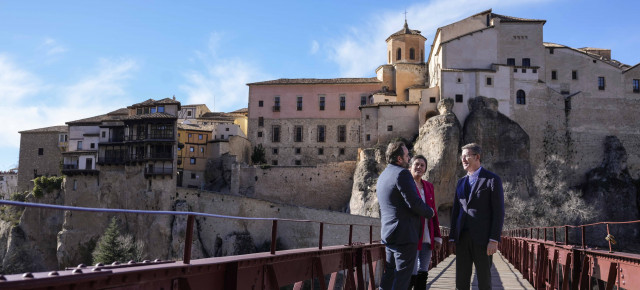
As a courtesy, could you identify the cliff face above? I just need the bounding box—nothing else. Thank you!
[349,148,385,217]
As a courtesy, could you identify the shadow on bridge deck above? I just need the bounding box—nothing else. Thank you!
[427,252,534,289]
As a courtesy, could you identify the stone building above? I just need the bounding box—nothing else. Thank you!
[247,78,383,166]
[177,123,213,188]
[178,104,211,123]
[0,169,18,198]
[17,125,68,192]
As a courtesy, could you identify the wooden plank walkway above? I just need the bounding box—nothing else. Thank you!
[426,252,535,289]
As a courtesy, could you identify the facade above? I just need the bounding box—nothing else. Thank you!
[0,169,18,198]
[17,126,68,192]
[247,79,382,166]
[177,123,212,188]
[177,104,211,123]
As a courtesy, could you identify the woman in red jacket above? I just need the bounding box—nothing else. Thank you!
[409,155,442,290]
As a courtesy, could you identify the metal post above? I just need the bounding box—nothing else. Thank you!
[544,228,547,241]
[369,225,373,244]
[565,225,569,245]
[348,225,353,246]
[581,226,586,249]
[553,227,557,243]
[183,215,195,264]
[271,220,278,255]
[606,223,612,253]
[319,222,324,250]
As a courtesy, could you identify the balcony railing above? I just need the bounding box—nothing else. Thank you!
[123,133,174,141]
[61,164,98,175]
[272,106,280,112]
[98,157,126,165]
[62,164,78,170]
[147,152,173,160]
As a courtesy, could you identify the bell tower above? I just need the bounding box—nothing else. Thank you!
[386,20,427,64]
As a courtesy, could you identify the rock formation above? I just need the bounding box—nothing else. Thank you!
[413,98,462,226]
[349,148,385,217]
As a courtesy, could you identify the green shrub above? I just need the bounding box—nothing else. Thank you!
[92,217,144,264]
[251,144,267,165]
[32,176,64,198]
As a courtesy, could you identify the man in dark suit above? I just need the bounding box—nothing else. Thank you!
[450,143,504,290]
[377,141,434,290]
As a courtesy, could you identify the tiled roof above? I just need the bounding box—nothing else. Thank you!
[230,108,248,114]
[62,150,98,155]
[177,123,215,131]
[19,125,67,134]
[543,42,629,70]
[441,68,497,72]
[198,112,236,121]
[124,112,177,120]
[247,77,381,85]
[181,104,207,107]
[128,98,181,109]
[107,108,129,115]
[360,101,420,108]
[385,20,426,42]
[67,108,129,125]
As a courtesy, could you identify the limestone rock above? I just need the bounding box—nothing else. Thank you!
[204,154,236,193]
[413,98,462,226]
[349,148,385,218]
[462,96,534,198]
[582,136,640,250]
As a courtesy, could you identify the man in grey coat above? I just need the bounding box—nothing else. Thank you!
[377,141,434,290]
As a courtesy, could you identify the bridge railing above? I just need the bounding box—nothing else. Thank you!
[500,220,640,290]
[0,199,451,289]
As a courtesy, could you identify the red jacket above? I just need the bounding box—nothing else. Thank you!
[416,180,442,250]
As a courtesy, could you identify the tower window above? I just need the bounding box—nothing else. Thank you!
[633,79,639,93]
[598,77,605,90]
[572,70,578,80]
[551,70,557,80]
[455,94,463,103]
[396,48,401,60]
[409,48,415,60]
[516,90,526,105]
[297,96,303,111]
[339,95,346,110]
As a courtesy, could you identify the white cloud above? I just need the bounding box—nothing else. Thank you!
[310,40,320,55]
[180,33,270,112]
[62,58,137,107]
[0,54,41,104]
[41,38,67,56]
[326,0,549,77]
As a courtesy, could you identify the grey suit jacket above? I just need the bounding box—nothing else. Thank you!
[377,163,434,246]
[450,167,505,245]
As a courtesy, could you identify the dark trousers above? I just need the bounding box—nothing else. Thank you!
[380,243,418,290]
[455,231,493,290]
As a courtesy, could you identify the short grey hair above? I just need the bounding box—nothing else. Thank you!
[461,143,482,156]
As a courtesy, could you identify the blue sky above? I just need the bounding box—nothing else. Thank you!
[1,0,638,171]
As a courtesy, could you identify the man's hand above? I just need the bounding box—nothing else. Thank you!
[434,241,442,252]
[487,241,498,255]
[448,240,456,255]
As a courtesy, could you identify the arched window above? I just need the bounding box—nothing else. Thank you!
[516,90,526,104]
[410,48,415,60]
[396,48,402,60]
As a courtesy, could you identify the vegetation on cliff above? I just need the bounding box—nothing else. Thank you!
[92,217,144,264]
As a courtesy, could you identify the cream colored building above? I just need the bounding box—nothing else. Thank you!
[0,169,18,198]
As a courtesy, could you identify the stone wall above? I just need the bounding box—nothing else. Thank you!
[238,161,357,211]
[18,129,66,192]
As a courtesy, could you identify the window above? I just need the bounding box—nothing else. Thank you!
[457,78,462,83]
[409,48,415,60]
[73,179,77,191]
[158,106,165,113]
[137,108,143,115]
[258,117,264,127]
[191,173,196,179]
[272,148,278,154]
[272,125,280,142]
[366,134,371,141]
[317,125,326,142]
[190,147,194,152]
[551,70,557,80]
[522,58,530,67]
[339,148,345,155]
[273,96,280,111]
[272,160,278,165]
[188,134,192,138]
[340,95,346,110]
[338,125,346,142]
[598,77,605,90]
[516,90,526,105]
[296,96,303,111]
[549,48,554,54]
[90,143,95,149]
[507,58,515,66]
[294,126,303,142]
[59,134,68,142]
[144,107,150,114]
[101,132,106,138]
[258,100,264,107]
[396,48,401,60]
[220,134,224,139]
[455,94,463,103]
[365,115,369,120]
[200,147,204,153]
[150,107,156,113]
[225,128,229,131]
[319,95,325,110]
[572,70,578,80]
[361,96,367,106]
[257,131,263,137]
[187,111,192,116]
[198,134,203,140]
[295,148,301,154]
[387,125,393,131]
[190,158,196,164]
[295,160,301,165]
[430,97,436,103]
[318,148,324,155]
[38,148,44,155]
[77,141,83,150]
[633,79,639,93]
[486,77,492,86]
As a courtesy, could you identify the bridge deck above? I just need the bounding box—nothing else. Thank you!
[426,252,534,289]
